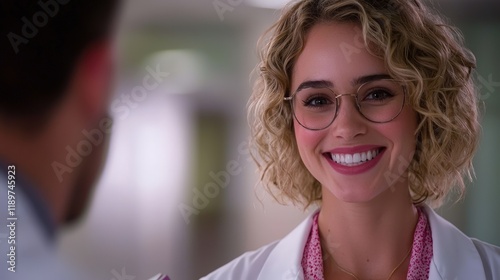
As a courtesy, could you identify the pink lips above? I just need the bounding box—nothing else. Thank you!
[324,145,385,175]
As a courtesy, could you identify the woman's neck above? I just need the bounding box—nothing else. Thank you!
[318,184,418,279]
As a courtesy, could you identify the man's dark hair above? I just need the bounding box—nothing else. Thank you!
[0,0,120,123]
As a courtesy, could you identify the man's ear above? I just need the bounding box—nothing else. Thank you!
[72,40,114,123]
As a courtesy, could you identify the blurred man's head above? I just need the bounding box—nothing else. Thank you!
[0,0,120,225]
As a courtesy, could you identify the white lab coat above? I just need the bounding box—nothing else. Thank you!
[201,205,500,280]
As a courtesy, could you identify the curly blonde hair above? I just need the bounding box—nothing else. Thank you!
[249,0,479,208]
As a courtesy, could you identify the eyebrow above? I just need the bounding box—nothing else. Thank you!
[294,73,392,93]
[352,74,392,86]
[295,80,333,92]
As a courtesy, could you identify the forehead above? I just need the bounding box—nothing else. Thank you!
[291,22,387,91]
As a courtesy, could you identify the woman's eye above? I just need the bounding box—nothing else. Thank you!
[303,96,332,107]
[364,89,394,101]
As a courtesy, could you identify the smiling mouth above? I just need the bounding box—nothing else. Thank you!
[329,148,384,166]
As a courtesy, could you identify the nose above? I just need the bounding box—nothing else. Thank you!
[331,94,368,140]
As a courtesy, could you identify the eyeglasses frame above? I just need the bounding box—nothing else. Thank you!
[283,78,407,131]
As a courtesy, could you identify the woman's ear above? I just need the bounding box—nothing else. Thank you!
[71,40,114,123]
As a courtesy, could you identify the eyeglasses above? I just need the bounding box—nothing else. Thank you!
[284,78,406,130]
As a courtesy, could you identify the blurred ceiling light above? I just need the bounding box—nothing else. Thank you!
[144,49,207,94]
[246,0,292,9]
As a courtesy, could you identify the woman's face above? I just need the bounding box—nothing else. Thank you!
[291,22,418,203]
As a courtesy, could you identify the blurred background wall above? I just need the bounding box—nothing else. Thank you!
[58,0,500,279]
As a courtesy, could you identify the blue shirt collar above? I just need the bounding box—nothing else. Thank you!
[0,160,57,242]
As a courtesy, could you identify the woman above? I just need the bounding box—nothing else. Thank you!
[202,0,500,279]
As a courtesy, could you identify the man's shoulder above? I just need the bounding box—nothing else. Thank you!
[200,240,279,280]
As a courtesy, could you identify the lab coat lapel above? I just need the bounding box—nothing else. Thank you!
[425,205,486,280]
[257,209,318,280]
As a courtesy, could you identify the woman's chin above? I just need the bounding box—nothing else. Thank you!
[328,188,381,204]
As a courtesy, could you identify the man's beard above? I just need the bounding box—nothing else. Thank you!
[64,116,112,225]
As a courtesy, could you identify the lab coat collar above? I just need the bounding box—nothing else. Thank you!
[424,204,486,280]
[257,205,488,280]
[257,208,318,280]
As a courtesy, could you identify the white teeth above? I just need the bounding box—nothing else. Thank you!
[345,154,352,164]
[353,153,360,163]
[330,149,381,166]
